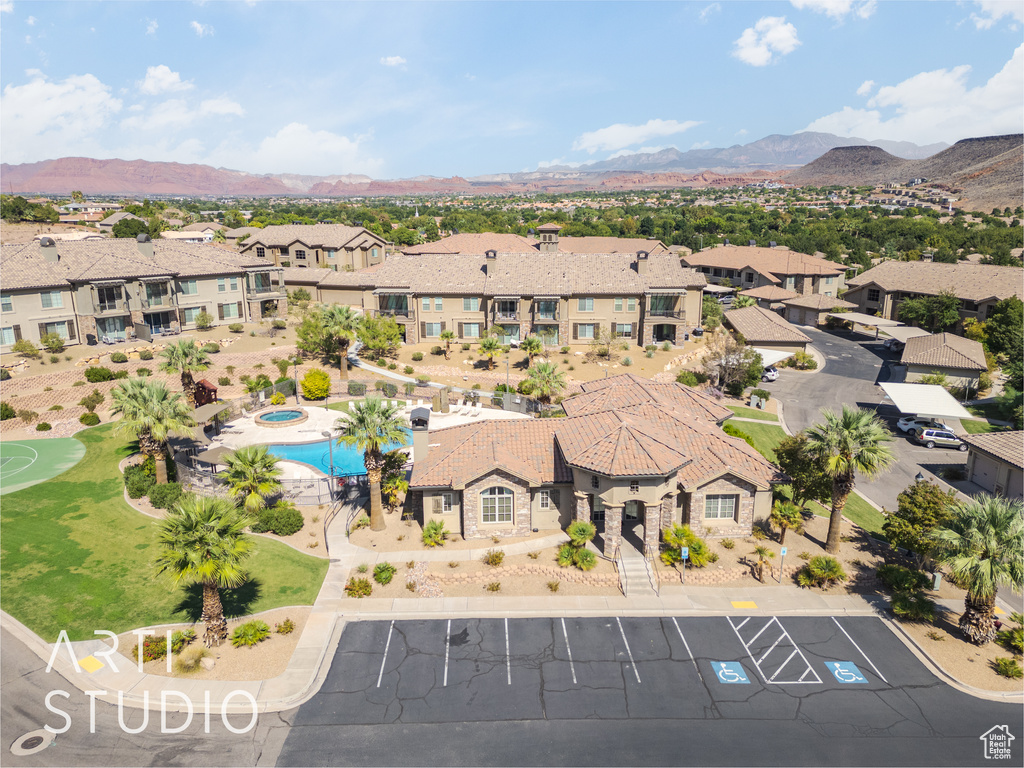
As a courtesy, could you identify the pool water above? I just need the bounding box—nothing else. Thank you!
[268,429,411,476]
[261,410,305,423]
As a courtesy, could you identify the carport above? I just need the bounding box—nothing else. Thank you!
[877,326,931,345]
[824,311,900,339]
[753,348,795,367]
[878,382,974,420]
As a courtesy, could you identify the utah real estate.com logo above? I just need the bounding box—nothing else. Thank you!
[980,725,1015,760]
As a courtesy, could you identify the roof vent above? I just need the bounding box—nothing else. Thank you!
[39,237,59,262]
[136,233,154,258]
[770,241,777,248]
[748,240,756,247]
[136,233,151,243]
[39,236,56,247]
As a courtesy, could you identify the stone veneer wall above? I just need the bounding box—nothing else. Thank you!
[686,475,756,539]
[461,469,532,539]
[433,565,618,588]
[660,563,881,588]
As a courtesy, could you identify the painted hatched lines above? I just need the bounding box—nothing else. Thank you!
[727,616,822,685]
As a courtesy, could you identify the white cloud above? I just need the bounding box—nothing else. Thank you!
[138,65,193,95]
[26,15,35,25]
[789,0,876,20]
[970,0,1024,29]
[121,95,245,132]
[146,20,158,35]
[690,141,711,150]
[0,70,122,163]
[607,145,668,159]
[536,157,580,169]
[200,97,244,116]
[733,16,801,66]
[856,79,875,96]
[380,56,406,67]
[242,123,383,175]
[1,2,14,13]
[804,43,1024,144]
[190,20,213,37]
[572,118,702,154]
[699,3,720,22]
[735,128,749,136]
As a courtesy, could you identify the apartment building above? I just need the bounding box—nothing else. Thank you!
[842,261,1024,329]
[401,224,671,256]
[681,243,848,297]
[240,224,388,271]
[283,248,705,348]
[0,236,286,351]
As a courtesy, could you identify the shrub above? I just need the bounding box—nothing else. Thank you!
[797,556,847,588]
[416,374,430,384]
[136,368,151,377]
[573,548,597,571]
[0,402,14,421]
[270,391,286,405]
[344,577,373,598]
[388,362,397,370]
[877,564,931,593]
[483,549,505,567]
[547,581,560,592]
[84,366,115,383]
[422,519,448,547]
[195,310,214,330]
[272,319,287,330]
[993,658,1023,679]
[724,379,746,397]
[721,538,735,549]
[996,612,1024,655]
[12,339,40,358]
[373,562,397,585]
[377,358,387,367]
[411,352,424,362]
[430,345,443,356]
[39,332,65,354]
[79,412,100,426]
[18,410,38,424]
[139,349,154,361]
[0,368,9,381]
[661,524,715,567]
[148,482,184,510]
[218,376,231,386]
[49,354,61,364]
[662,341,672,351]
[890,591,936,623]
[36,422,52,431]
[461,343,471,351]
[750,388,771,403]
[676,370,707,387]
[231,620,271,648]
[229,323,244,333]
[645,350,654,358]
[173,645,210,674]
[516,379,535,396]
[403,382,417,396]
[349,514,370,533]
[486,582,501,592]
[124,464,156,499]
[110,352,128,363]
[48,404,64,411]
[276,618,296,635]
[347,381,366,396]
[560,346,571,354]
[567,520,596,547]
[722,423,756,449]
[130,630,195,662]
[252,504,304,536]
[301,368,332,400]
[788,351,817,370]
[621,356,633,366]
[201,343,220,355]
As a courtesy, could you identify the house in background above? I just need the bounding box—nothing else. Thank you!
[724,305,811,356]
[738,284,799,310]
[681,243,847,297]
[240,224,388,270]
[961,432,1023,499]
[782,293,857,326]
[98,211,147,232]
[899,332,988,389]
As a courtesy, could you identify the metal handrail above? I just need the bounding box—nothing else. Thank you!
[648,550,663,595]
[615,548,628,596]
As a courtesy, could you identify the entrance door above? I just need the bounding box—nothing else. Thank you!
[533,489,561,530]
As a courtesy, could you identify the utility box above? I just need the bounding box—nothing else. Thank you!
[410,407,430,463]
[932,572,942,591]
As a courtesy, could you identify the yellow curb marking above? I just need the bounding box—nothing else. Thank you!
[994,606,1006,615]
[731,601,758,609]
[78,655,105,673]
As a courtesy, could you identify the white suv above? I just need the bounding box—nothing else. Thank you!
[761,366,779,382]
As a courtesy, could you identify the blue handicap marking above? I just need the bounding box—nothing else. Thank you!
[825,661,867,683]
[713,661,750,684]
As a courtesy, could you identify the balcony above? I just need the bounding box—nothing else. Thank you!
[377,308,410,318]
[533,307,559,322]
[141,296,172,310]
[247,284,285,297]
[648,309,684,319]
[95,300,128,315]
[493,310,519,323]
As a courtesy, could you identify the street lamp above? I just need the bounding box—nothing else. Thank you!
[915,472,925,483]
[321,430,335,479]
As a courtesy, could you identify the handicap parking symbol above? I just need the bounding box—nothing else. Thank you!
[825,661,867,683]
[713,661,750,684]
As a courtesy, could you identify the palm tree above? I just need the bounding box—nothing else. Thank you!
[928,494,1024,645]
[733,295,756,308]
[159,338,211,407]
[753,545,776,583]
[526,362,567,403]
[440,329,455,359]
[520,335,544,365]
[335,398,407,531]
[478,336,501,370]
[805,405,895,554]
[111,379,195,483]
[217,445,284,513]
[155,495,255,648]
[770,500,804,545]
[323,304,361,379]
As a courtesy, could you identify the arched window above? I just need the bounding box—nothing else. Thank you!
[480,486,513,523]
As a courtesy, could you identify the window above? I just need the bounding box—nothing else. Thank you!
[615,323,632,338]
[442,492,454,513]
[538,490,551,510]
[1,327,15,345]
[371,247,379,259]
[704,494,737,520]
[481,486,513,523]
[712,268,722,278]
[423,322,441,337]
[825,276,834,285]
[785,276,796,290]
[744,272,754,283]
[627,297,636,312]
[422,297,431,312]
[40,290,63,309]
[230,277,238,291]
[218,278,227,292]
[220,302,240,319]
[145,283,168,305]
[577,323,595,340]
[867,288,880,303]
[629,480,639,494]
[592,499,605,522]
[326,249,336,258]
[434,297,443,312]
[181,306,204,324]
[614,297,623,312]
[591,475,600,489]
[295,249,306,260]
[536,300,557,320]
[463,297,479,312]
[1,295,11,313]
[41,321,69,339]
[256,247,266,258]
[578,297,594,312]
[179,280,198,295]
[462,322,480,338]
[625,501,639,520]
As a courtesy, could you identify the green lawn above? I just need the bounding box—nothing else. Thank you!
[967,402,1012,421]
[727,406,779,422]
[0,424,328,642]
[729,421,788,463]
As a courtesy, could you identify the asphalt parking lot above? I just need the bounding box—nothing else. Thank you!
[278,616,1021,766]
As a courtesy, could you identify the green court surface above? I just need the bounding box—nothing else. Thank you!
[0,438,86,495]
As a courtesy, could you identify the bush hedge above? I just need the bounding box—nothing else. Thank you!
[411,352,424,361]
[36,422,52,431]
[147,482,184,510]
[347,381,366,396]
[84,366,115,382]
[251,504,304,536]
[229,323,244,333]
[0,402,15,421]
[110,352,128,363]
[202,343,220,354]
[79,412,100,426]
[138,349,154,361]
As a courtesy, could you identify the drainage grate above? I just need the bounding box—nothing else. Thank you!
[21,737,43,750]
[10,729,53,756]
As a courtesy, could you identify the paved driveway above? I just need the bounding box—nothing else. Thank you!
[760,327,967,511]
[278,616,1021,766]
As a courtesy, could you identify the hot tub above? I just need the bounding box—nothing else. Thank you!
[254,408,309,428]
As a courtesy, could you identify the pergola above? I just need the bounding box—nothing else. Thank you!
[878,382,974,420]
[825,311,901,339]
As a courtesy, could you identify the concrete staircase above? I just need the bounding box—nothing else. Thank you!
[618,545,658,596]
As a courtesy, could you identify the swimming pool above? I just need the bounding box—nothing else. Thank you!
[268,429,411,476]
[261,410,304,422]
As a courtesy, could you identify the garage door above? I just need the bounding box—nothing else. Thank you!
[970,455,996,491]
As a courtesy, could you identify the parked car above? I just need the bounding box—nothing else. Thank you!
[691,327,704,337]
[896,416,952,434]
[761,366,779,382]
[883,338,905,352]
[911,428,967,451]
[718,295,734,305]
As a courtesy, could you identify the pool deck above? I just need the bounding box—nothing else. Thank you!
[210,401,530,479]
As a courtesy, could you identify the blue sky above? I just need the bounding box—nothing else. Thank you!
[1,1,1022,178]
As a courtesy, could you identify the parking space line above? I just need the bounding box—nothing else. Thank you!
[728,616,823,685]
[376,620,394,688]
[748,620,773,647]
[832,617,888,683]
[444,619,451,687]
[504,618,511,685]
[767,649,798,683]
[670,618,704,683]
[560,618,577,685]
[733,617,750,629]
[616,617,641,684]
[756,635,783,665]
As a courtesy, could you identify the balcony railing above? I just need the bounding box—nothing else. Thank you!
[533,309,559,322]
[142,297,172,310]
[377,308,410,318]
[247,284,284,296]
[96,300,127,314]
[493,310,519,322]
[648,309,684,319]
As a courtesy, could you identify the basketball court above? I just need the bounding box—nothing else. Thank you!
[0,438,86,495]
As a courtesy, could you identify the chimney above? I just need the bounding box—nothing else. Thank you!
[485,249,497,275]
[635,250,649,274]
[39,236,59,262]
[136,233,154,258]
[769,241,777,248]
[748,240,756,247]
[410,407,431,463]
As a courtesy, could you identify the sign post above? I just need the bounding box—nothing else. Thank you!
[779,547,787,583]
[681,546,689,585]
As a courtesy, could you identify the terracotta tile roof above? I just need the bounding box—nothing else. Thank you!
[901,332,987,371]
[960,431,1024,469]
[682,245,845,281]
[242,224,385,251]
[739,285,800,302]
[555,236,670,254]
[846,261,1024,302]
[554,412,693,476]
[484,252,703,296]
[565,374,733,422]
[280,266,336,284]
[781,293,857,310]
[402,233,539,255]
[724,306,812,344]
[0,244,73,289]
[317,264,386,289]
[182,222,225,232]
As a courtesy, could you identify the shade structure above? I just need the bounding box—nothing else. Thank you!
[753,348,796,367]
[878,382,974,420]
[192,401,232,423]
[825,311,901,327]
[879,326,932,344]
[193,445,235,467]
